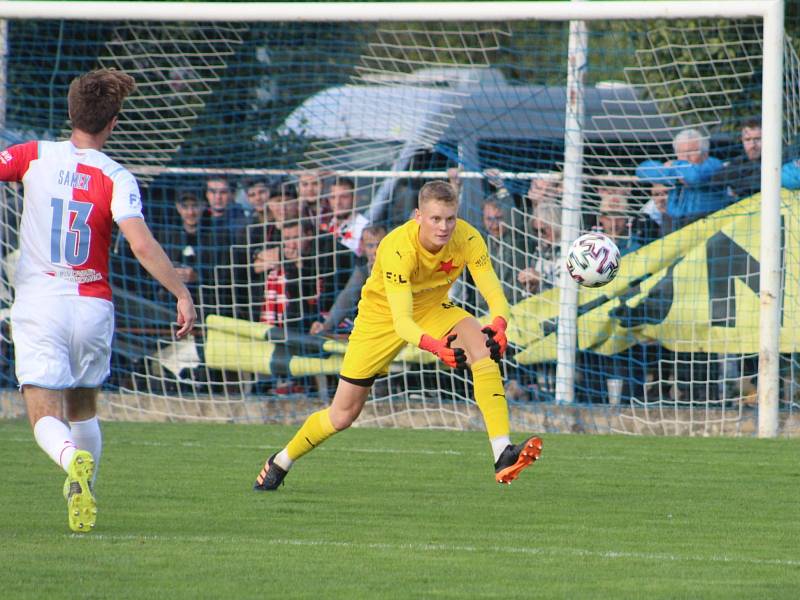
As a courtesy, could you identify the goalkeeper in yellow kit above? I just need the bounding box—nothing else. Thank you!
[254,181,542,490]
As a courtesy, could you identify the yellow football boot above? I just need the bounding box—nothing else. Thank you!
[63,450,97,533]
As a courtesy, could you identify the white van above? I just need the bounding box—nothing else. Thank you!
[280,67,673,212]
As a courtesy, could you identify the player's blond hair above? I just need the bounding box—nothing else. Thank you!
[68,69,136,135]
[418,180,458,207]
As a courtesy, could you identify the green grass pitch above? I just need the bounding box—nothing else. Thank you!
[1,419,798,598]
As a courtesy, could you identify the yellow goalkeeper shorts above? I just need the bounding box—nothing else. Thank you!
[339,301,473,386]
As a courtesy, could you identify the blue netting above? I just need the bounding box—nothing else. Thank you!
[0,17,797,434]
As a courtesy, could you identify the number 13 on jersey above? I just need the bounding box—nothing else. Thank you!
[50,197,93,266]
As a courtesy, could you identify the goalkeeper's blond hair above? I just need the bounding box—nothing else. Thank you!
[418,180,458,207]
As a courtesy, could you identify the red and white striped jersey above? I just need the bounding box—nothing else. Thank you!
[0,140,144,301]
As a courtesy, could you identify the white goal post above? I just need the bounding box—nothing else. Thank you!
[0,1,787,437]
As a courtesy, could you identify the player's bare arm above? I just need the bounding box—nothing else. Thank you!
[118,217,197,338]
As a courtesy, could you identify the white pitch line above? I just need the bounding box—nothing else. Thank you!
[73,534,800,568]
[0,436,465,456]
[129,440,470,457]
[0,435,628,461]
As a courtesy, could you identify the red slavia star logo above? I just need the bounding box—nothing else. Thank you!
[437,259,457,275]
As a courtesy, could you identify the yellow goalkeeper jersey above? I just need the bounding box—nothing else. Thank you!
[356,218,510,345]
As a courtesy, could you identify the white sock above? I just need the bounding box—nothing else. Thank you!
[69,416,102,485]
[33,416,77,472]
[490,435,511,463]
[274,448,294,471]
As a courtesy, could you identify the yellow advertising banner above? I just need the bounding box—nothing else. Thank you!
[512,191,799,363]
[205,191,798,375]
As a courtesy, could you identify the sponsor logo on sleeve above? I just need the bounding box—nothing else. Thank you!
[385,271,408,284]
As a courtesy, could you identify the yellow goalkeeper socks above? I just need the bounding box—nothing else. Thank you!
[285,408,338,462]
[471,357,511,458]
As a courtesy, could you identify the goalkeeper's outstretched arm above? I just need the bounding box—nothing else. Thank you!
[467,234,510,324]
[385,286,466,369]
[467,234,511,362]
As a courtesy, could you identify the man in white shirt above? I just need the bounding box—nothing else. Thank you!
[0,69,196,533]
[319,177,369,256]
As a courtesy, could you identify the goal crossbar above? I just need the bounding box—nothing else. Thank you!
[0,1,782,23]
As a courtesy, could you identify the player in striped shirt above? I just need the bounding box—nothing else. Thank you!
[1,69,196,532]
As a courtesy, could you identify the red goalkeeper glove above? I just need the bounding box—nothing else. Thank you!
[419,333,467,369]
[481,316,508,362]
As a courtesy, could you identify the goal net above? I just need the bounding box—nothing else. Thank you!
[0,3,796,436]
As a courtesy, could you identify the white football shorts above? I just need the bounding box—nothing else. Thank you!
[11,295,114,389]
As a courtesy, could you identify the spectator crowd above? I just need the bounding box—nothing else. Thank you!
[116,119,800,402]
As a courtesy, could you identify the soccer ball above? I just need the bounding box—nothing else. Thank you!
[566,232,621,287]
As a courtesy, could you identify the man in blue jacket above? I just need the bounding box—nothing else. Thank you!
[781,159,800,189]
[636,128,726,227]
